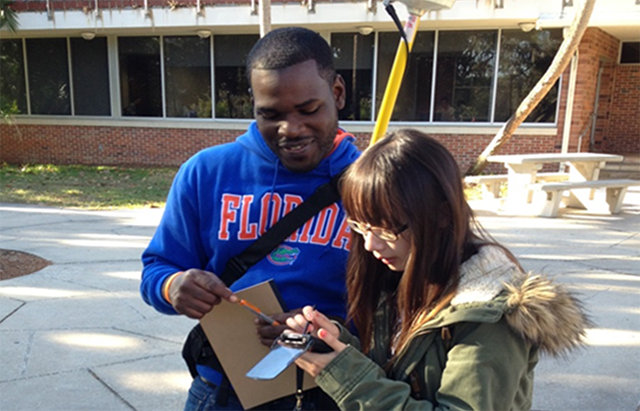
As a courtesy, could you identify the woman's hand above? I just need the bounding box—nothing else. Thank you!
[286,305,347,378]
[254,308,303,347]
[286,306,339,336]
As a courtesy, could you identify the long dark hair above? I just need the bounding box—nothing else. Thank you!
[341,129,512,355]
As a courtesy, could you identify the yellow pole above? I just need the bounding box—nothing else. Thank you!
[369,13,421,147]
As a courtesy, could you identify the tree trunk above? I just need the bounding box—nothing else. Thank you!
[465,0,597,176]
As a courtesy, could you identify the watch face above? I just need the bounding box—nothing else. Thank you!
[245,344,306,380]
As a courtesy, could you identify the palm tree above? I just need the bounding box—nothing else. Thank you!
[465,0,597,175]
[0,0,19,33]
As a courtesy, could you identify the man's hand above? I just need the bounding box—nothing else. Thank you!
[168,269,237,319]
[254,309,304,347]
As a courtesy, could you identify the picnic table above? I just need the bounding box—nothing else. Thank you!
[486,152,639,217]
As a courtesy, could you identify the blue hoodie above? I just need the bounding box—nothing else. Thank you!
[141,121,360,320]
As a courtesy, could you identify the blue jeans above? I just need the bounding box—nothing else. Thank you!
[184,376,332,411]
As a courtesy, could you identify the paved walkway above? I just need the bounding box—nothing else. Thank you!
[1,187,639,411]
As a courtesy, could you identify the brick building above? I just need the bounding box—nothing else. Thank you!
[0,0,638,172]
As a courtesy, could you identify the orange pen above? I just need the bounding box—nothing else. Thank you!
[238,299,281,326]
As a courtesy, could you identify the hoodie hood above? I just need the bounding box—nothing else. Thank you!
[236,121,358,179]
[447,245,591,357]
[452,245,522,306]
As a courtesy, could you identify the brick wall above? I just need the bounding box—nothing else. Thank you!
[573,28,620,152]
[0,124,238,167]
[603,64,640,153]
[353,131,558,174]
[442,133,561,174]
[576,28,639,155]
[10,0,253,12]
[0,123,557,174]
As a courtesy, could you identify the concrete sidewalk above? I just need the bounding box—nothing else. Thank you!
[1,187,639,411]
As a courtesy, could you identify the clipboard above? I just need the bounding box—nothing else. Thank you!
[199,279,317,409]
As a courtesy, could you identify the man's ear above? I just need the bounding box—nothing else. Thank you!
[333,74,347,111]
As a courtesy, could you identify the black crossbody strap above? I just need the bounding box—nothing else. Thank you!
[220,170,344,286]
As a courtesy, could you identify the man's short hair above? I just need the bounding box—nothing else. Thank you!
[246,27,336,86]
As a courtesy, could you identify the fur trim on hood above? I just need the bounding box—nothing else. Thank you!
[452,245,592,358]
[504,274,593,357]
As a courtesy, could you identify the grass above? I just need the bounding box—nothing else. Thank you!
[0,164,178,209]
[0,163,483,210]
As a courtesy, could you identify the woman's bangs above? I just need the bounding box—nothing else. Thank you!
[342,158,403,228]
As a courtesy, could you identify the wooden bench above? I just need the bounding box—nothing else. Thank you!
[465,172,570,200]
[536,179,640,217]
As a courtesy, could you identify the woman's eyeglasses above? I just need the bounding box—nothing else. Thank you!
[346,219,408,242]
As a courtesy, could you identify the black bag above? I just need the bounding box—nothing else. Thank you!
[182,323,222,378]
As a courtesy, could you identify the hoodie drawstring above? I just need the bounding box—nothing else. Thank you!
[266,160,280,232]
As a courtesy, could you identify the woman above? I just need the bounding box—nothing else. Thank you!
[287,129,591,410]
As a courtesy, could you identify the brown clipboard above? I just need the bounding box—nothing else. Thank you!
[199,279,317,409]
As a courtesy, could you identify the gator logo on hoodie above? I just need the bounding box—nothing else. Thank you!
[268,245,300,266]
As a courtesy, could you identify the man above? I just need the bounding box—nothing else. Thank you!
[140,27,360,410]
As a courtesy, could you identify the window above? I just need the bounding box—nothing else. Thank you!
[495,29,562,123]
[4,30,562,124]
[164,36,212,118]
[435,30,497,122]
[332,32,375,121]
[377,31,435,121]
[1,37,110,117]
[26,38,71,115]
[620,42,640,64]
[71,37,111,116]
[0,39,27,115]
[214,35,258,119]
[119,37,162,117]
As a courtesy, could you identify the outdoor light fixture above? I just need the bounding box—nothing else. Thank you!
[518,22,537,32]
[357,26,374,36]
[80,32,96,40]
[401,0,455,15]
[196,29,212,39]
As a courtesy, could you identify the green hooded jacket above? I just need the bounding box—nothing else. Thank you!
[316,246,591,410]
